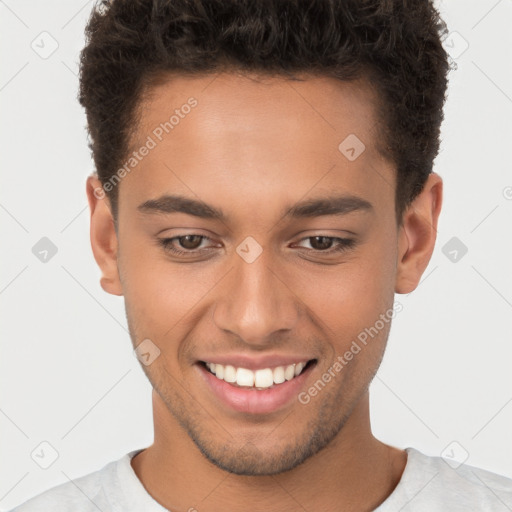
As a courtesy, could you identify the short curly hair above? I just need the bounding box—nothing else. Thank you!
[79,0,450,223]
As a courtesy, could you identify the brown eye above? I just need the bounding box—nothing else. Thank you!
[158,234,211,256]
[177,235,204,250]
[295,236,356,254]
[308,236,335,251]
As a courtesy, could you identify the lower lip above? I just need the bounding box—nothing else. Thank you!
[197,363,313,415]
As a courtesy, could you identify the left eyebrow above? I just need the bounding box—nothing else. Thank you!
[137,193,374,221]
[282,195,374,219]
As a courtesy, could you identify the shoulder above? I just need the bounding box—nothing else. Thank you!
[378,447,512,511]
[8,456,121,512]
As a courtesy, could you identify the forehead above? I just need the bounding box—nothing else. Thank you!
[121,71,395,222]
[135,71,381,153]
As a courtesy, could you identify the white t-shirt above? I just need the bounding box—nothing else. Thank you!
[9,447,512,511]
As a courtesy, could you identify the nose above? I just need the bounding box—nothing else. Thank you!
[212,247,300,347]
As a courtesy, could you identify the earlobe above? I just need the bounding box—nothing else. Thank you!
[86,174,123,296]
[395,173,443,294]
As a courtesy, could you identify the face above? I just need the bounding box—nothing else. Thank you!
[88,72,438,476]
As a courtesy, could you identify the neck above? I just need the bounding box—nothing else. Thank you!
[131,390,406,512]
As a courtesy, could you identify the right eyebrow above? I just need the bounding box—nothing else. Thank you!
[137,195,227,221]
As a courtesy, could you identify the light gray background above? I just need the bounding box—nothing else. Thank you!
[1,0,511,509]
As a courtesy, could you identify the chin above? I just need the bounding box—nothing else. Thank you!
[197,442,312,476]
[187,411,348,476]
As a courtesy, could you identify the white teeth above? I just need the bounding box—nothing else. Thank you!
[236,367,254,387]
[224,365,237,383]
[273,366,285,384]
[294,362,305,376]
[254,368,274,388]
[205,361,309,388]
[284,364,295,381]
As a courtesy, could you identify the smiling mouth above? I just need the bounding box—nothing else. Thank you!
[200,360,316,390]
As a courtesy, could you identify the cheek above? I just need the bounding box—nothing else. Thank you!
[119,241,219,343]
[294,247,397,340]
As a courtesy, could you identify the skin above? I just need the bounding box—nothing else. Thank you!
[86,72,442,512]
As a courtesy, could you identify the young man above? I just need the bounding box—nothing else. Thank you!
[11,0,512,510]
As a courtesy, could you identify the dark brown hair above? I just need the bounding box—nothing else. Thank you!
[79,0,450,222]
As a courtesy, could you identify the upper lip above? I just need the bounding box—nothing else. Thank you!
[197,354,316,371]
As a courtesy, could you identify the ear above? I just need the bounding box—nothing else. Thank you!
[86,174,123,296]
[395,172,443,294]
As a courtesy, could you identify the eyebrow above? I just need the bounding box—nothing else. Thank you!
[137,194,373,221]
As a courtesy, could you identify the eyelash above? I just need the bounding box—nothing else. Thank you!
[158,235,356,257]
